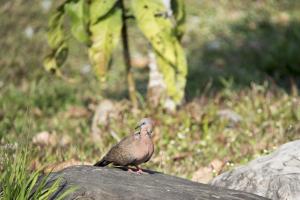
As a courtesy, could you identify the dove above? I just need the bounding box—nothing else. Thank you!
[94,118,155,174]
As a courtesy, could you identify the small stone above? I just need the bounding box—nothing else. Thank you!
[32,131,57,146]
[218,109,242,124]
[192,166,213,183]
[91,99,120,141]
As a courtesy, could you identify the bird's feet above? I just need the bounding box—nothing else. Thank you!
[136,168,146,175]
[127,168,136,174]
[127,166,147,175]
[135,166,148,175]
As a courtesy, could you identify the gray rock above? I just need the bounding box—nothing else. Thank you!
[211,140,300,200]
[217,109,242,125]
[91,99,118,141]
[46,165,268,200]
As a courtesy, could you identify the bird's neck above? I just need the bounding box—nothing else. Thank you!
[140,129,152,139]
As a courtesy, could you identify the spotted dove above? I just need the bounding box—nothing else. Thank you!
[94,118,155,174]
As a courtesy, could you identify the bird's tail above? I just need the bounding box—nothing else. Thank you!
[94,159,111,167]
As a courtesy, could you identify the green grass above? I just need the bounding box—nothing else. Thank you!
[1,81,299,179]
[0,148,75,200]
[185,0,300,98]
[0,0,300,184]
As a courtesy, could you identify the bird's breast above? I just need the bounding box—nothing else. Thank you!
[131,137,153,164]
[142,138,154,159]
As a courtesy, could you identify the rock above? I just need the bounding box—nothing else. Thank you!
[192,159,226,184]
[217,109,242,125]
[32,131,71,147]
[91,99,118,141]
[211,140,300,200]
[46,165,268,200]
[43,159,93,173]
[92,100,115,126]
[192,166,213,184]
[32,131,58,146]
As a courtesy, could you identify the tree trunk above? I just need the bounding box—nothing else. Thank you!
[147,51,166,108]
[120,0,138,109]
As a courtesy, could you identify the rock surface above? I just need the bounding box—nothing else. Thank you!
[47,165,268,200]
[211,140,300,200]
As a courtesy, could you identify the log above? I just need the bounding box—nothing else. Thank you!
[46,165,268,200]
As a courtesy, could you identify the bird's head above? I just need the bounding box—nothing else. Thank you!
[135,118,155,136]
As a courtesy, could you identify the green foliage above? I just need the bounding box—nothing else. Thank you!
[89,0,119,23]
[131,0,187,104]
[0,148,76,200]
[171,0,186,40]
[45,0,187,104]
[64,0,90,44]
[44,4,68,76]
[88,1,122,80]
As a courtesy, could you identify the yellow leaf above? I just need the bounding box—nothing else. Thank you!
[131,0,187,104]
[88,3,122,79]
[90,0,119,24]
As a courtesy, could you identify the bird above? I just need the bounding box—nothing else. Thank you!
[94,118,155,174]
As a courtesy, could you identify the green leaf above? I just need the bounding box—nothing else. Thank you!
[44,4,68,75]
[65,0,90,44]
[89,0,119,24]
[131,0,187,104]
[88,2,122,80]
[44,46,68,76]
[171,0,186,40]
[47,10,65,49]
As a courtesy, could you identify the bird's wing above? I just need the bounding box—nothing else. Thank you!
[104,134,139,166]
[143,155,152,163]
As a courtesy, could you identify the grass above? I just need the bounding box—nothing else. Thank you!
[185,0,300,98]
[0,148,75,199]
[0,0,300,187]
[1,80,299,180]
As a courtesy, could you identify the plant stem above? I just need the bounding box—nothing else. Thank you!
[120,0,138,108]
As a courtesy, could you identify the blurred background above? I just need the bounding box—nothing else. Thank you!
[1,0,300,182]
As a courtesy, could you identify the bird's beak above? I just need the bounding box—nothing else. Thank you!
[135,124,141,130]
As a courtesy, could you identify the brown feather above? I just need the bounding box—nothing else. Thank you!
[94,118,154,168]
